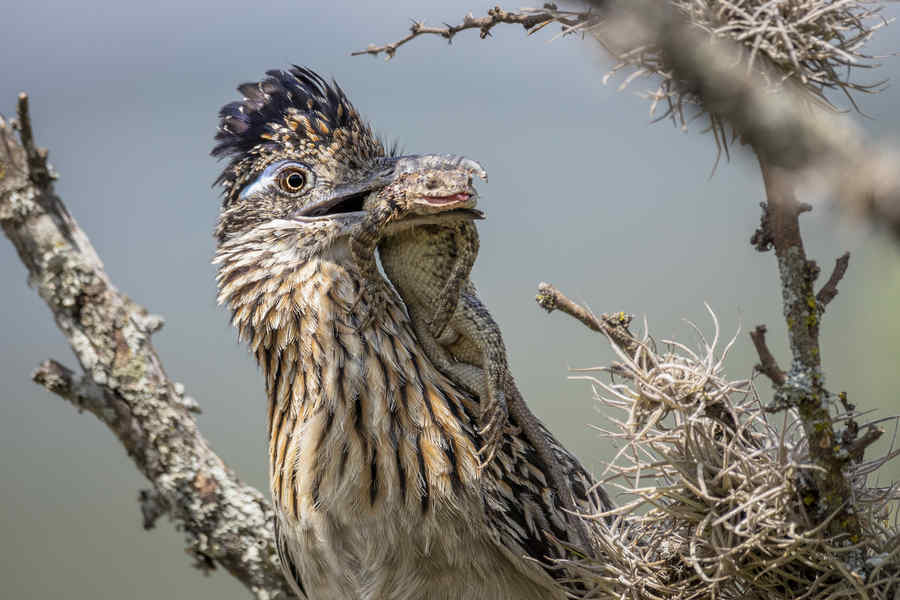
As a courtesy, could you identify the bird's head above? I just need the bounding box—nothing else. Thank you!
[212,66,485,262]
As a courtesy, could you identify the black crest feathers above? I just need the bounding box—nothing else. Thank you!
[212,66,376,189]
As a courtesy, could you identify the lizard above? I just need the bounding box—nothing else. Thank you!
[348,157,603,554]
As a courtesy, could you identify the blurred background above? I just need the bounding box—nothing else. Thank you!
[2,1,899,598]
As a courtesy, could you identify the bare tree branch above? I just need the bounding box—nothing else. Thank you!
[535,281,638,356]
[0,95,290,600]
[749,324,786,386]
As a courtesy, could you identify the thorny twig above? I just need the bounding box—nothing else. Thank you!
[351,5,588,59]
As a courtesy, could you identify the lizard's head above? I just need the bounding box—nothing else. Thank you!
[369,158,487,238]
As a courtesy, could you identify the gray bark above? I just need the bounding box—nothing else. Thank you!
[0,95,292,600]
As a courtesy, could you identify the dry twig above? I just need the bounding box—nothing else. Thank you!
[535,281,639,356]
[817,252,851,308]
[351,5,586,59]
[749,324,786,386]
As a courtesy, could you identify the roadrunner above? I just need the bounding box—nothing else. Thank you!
[213,66,608,599]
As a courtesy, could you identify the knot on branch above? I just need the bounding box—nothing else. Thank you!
[32,359,75,395]
[751,202,774,251]
[139,488,169,530]
[535,281,558,312]
[13,93,55,188]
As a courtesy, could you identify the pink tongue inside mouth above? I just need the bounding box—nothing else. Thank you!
[423,193,470,205]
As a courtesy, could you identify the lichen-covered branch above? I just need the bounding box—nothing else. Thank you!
[751,160,872,542]
[0,95,291,600]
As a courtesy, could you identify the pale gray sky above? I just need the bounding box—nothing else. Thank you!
[3,2,900,598]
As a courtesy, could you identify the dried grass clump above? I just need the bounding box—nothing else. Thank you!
[531,0,889,145]
[563,308,900,599]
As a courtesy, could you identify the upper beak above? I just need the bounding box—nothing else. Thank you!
[294,154,487,220]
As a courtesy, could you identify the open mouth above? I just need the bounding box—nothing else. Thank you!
[296,190,369,218]
[416,192,472,207]
[412,191,477,213]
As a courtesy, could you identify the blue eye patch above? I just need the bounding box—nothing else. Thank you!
[239,161,311,200]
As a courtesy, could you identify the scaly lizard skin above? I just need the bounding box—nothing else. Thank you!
[350,159,602,553]
[381,223,510,463]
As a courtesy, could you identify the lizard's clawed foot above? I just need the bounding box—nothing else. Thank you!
[476,387,508,468]
[353,282,386,332]
[426,292,459,339]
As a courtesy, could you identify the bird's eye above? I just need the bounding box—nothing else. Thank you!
[278,168,307,194]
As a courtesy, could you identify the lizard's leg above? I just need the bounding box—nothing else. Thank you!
[456,286,509,466]
[349,202,396,331]
[427,222,479,338]
[456,289,597,551]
